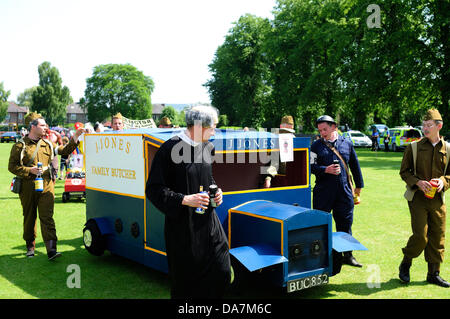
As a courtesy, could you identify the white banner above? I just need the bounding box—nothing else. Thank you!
[122,116,156,129]
[84,134,145,198]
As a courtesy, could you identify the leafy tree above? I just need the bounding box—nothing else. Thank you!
[206,0,449,131]
[82,64,154,123]
[205,14,272,128]
[31,62,73,126]
[17,87,37,108]
[0,82,10,122]
[218,114,229,127]
[160,105,177,122]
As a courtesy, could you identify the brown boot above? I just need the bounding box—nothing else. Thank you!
[45,240,61,261]
[26,240,35,258]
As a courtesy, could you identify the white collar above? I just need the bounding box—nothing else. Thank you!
[177,130,200,147]
[327,131,339,143]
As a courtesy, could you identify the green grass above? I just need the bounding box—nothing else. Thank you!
[0,144,449,299]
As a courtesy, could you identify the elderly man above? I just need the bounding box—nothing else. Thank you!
[310,115,364,267]
[8,112,85,260]
[145,105,230,298]
[399,109,450,287]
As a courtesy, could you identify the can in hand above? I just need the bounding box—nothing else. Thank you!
[195,186,207,214]
[424,180,438,199]
[333,159,341,174]
[209,184,218,208]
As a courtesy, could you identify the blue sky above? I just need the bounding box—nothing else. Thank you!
[0,0,276,104]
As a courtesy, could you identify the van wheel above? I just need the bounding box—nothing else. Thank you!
[83,219,106,256]
[230,256,249,292]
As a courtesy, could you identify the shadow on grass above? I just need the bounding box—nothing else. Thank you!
[223,270,428,299]
[1,237,170,299]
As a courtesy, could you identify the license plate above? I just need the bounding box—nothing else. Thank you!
[287,273,328,293]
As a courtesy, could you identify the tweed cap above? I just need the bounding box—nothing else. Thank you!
[160,116,172,126]
[24,112,43,126]
[280,115,295,133]
[423,109,442,121]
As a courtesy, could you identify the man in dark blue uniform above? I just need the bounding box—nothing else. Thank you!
[311,115,364,267]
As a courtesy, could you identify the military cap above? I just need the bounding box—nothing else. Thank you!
[280,115,295,133]
[24,112,43,126]
[112,112,123,120]
[423,109,442,121]
[316,115,337,126]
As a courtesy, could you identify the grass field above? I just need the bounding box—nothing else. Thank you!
[0,142,449,299]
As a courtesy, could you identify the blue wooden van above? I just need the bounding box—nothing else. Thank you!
[82,128,366,293]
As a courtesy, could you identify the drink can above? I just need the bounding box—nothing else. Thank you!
[424,180,438,199]
[195,191,207,214]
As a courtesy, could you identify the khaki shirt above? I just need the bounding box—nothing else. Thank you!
[400,137,450,193]
[8,136,79,181]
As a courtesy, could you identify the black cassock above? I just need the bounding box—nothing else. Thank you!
[145,135,230,299]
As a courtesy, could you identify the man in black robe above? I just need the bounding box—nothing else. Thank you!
[146,105,231,299]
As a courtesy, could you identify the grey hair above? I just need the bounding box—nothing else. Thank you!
[185,105,219,128]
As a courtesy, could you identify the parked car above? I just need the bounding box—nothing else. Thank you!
[0,131,20,143]
[342,130,372,148]
[382,127,422,151]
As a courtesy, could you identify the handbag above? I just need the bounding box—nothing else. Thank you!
[11,176,22,194]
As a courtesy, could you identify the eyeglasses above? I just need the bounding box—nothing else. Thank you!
[422,123,436,129]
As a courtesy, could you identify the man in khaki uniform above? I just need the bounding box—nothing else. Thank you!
[8,112,85,260]
[399,108,450,287]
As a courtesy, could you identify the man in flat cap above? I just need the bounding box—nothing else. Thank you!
[310,115,364,268]
[399,108,450,287]
[159,116,173,128]
[8,112,86,260]
[262,115,295,188]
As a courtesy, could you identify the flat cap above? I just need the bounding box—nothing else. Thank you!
[159,116,172,126]
[280,115,295,133]
[423,109,442,121]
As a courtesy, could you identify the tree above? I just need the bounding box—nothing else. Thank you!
[82,64,154,123]
[31,62,73,126]
[205,14,272,128]
[0,82,10,123]
[160,105,177,122]
[17,87,37,108]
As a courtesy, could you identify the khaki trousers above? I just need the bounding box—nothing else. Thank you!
[19,179,57,243]
[403,191,446,264]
